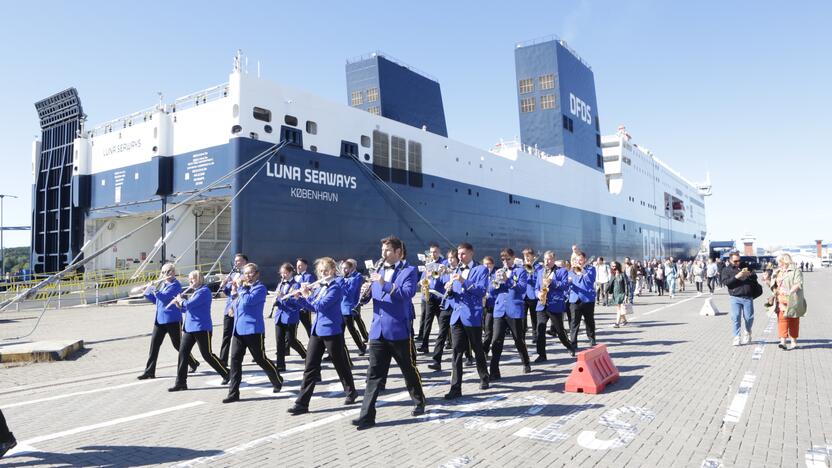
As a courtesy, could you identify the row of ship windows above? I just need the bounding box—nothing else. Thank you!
[519,74,556,94]
[350,87,380,106]
[520,95,557,112]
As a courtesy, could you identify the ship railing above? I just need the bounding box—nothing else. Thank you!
[83,83,230,138]
[346,50,438,82]
[0,262,229,310]
[490,139,564,163]
[515,34,593,71]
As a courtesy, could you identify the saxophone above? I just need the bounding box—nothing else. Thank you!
[538,269,552,302]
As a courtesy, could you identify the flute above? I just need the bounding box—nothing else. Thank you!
[166,286,194,309]
[279,276,333,301]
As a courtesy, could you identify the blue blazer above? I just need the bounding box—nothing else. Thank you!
[233,281,268,335]
[273,279,302,325]
[438,270,456,310]
[492,266,528,319]
[340,271,364,316]
[535,268,569,313]
[144,280,184,325]
[298,280,344,337]
[449,263,488,326]
[525,262,543,300]
[369,263,418,341]
[182,285,213,333]
[484,269,496,308]
[568,265,597,303]
[223,271,243,314]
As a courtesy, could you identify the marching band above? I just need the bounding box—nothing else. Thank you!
[138,237,600,429]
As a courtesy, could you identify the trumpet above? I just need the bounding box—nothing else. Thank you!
[524,256,538,274]
[359,257,386,302]
[213,266,241,298]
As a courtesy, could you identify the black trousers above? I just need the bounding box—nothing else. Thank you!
[143,321,197,376]
[523,298,538,337]
[296,333,356,407]
[343,315,367,352]
[431,308,453,363]
[219,313,234,366]
[359,336,426,422]
[569,301,596,349]
[351,308,369,342]
[707,277,716,293]
[490,315,530,375]
[226,333,283,399]
[275,322,307,368]
[536,311,572,358]
[419,296,443,348]
[176,331,229,386]
[656,278,665,295]
[299,309,313,337]
[482,305,495,351]
[450,322,489,392]
[0,409,12,442]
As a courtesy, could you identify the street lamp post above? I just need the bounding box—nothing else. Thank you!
[0,193,19,280]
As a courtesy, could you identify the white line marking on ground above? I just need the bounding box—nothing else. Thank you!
[0,380,155,409]
[723,372,755,423]
[513,403,594,442]
[438,455,473,468]
[4,442,39,458]
[640,293,703,316]
[700,458,724,468]
[19,401,205,446]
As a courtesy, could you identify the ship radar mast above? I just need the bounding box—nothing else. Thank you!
[696,172,713,196]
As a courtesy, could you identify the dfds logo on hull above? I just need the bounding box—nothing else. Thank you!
[569,93,592,125]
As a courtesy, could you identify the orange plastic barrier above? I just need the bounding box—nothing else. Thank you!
[564,344,619,394]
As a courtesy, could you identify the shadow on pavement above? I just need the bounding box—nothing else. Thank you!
[6,445,223,467]
[629,321,685,328]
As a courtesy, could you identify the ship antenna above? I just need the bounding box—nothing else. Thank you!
[157,92,164,110]
[233,49,242,72]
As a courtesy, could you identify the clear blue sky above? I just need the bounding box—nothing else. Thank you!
[0,0,829,249]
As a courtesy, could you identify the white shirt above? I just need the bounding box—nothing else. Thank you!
[706,263,718,278]
[460,261,474,280]
[595,264,611,283]
[383,261,401,282]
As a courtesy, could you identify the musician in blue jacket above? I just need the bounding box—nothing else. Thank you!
[417,243,445,351]
[568,251,598,352]
[444,242,490,399]
[481,256,497,355]
[168,270,229,391]
[489,248,532,380]
[535,251,574,360]
[223,263,284,403]
[219,253,248,367]
[428,249,458,371]
[295,258,316,338]
[287,257,357,415]
[340,259,367,356]
[272,263,307,371]
[353,236,426,430]
[522,248,543,342]
[138,263,198,380]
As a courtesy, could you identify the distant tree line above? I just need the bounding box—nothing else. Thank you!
[2,246,30,275]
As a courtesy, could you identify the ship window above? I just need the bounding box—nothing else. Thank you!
[360,135,370,147]
[367,87,379,103]
[264,125,273,134]
[340,140,358,158]
[351,90,363,106]
[310,145,317,152]
[612,216,617,225]
[539,74,555,90]
[407,141,423,187]
[284,115,298,126]
[520,97,535,113]
[519,78,534,94]
[372,130,390,181]
[280,126,303,147]
[391,136,407,184]
[596,134,601,147]
[231,125,242,134]
[541,94,556,110]
[306,120,317,135]
[368,106,380,115]
[597,154,603,168]
[253,107,271,122]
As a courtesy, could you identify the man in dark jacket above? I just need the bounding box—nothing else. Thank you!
[720,253,758,346]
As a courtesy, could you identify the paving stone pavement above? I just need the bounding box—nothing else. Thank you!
[0,270,829,467]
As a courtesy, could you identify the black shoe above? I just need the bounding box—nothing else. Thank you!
[358,348,367,356]
[189,362,200,373]
[523,365,532,374]
[778,343,787,350]
[490,373,501,381]
[276,366,287,373]
[220,377,230,385]
[427,362,442,371]
[344,391,358,405]
[570,348,576,357]
[315,374,323,383]
[534,355,547,363]
[168,384,188,392]
[445,343,452,350]
[444,390,462,400]
[222,395,239,404]
[417,347,429,354]
[412,405,426,416]
[547,329,556,337]
[287,404,309,415]
[273,384,282,393]
[590,339,597,347]
[137,373,155,380]
[323,355,332,362]
[479,380,489,390]
[353,418,375,430]
[465,358,476,367]
[0,437,17,459]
